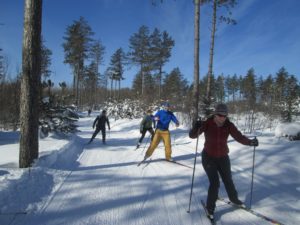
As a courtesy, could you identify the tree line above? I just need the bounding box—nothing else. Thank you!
[1,15,299,122]
[199,67,300,121]
[61,18,176,106]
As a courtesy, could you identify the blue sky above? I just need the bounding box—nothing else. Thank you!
[0,0,299,88]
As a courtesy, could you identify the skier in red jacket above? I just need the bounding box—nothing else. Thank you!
[189,103,258,219]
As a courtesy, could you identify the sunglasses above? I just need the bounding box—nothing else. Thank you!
[217,114,227,118]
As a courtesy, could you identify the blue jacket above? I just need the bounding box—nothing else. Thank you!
[155,110,179,131]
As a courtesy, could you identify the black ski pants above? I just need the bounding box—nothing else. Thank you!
[90,127,106,143]
[201,151,239,213]
[138,128,154,143]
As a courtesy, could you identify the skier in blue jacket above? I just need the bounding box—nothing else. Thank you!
[143,102,179,161]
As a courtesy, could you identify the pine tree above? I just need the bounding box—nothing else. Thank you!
[89,40,105,71]
[274,67,288,105]
[59,82,67,105]
[108,48,127,100]
[273,68,300,122]
[225,74,239,102]
[150,29,174,99]
[62,16,94,106]
[83,62,99,106]
[259,74,274,110]
[0,48,4,122]
[283,75,299,122]
[215,74,225,102]
[242,68,257,109]
[162,68,188,110]
[132,72,142,99]
[102,68,110,98]
[202,73,216,115]
[128,26,151,96]
[0,48,4,81]
[86,40,105,105]
[132,71,155,104]
[40,39,52,82]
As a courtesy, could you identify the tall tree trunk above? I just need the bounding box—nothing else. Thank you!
[105,78,108,99]
[78,61,84,107]
[114,79,117,99]
[110,79,113,99]
[141,64,144,96]
[158,66,162,100]
[72,67,76,99]
[93,79,96,105]
[118,79,121,101]
[76,68,80,106]
[74,66,79,106]
[206,0,217,109]
[19,0,42,168]
[192,0,200,121]
[79,80,83,108]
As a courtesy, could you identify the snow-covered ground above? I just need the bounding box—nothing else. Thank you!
[0,112,299,225]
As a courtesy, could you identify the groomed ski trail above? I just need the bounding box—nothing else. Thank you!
[9,118,281,225]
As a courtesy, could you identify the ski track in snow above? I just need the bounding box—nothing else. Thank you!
[1,117,299,225]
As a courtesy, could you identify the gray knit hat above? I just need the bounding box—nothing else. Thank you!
[214,103,228,116]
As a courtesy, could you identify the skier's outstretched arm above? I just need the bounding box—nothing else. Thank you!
[92,117,98,129]
[106,117,110,130]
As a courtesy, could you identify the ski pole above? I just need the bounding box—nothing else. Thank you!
[187,130,200,213]
[249,136,257,209]
[173,125,178,145]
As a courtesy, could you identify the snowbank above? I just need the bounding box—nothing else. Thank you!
[274,122,300,137]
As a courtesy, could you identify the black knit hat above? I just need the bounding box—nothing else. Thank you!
[214,103,228,116]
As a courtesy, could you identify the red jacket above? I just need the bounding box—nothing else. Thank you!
[189,117,251,157]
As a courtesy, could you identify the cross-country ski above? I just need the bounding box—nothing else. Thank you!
[217,197,285,225]
[201,199,216,225]
[137,158,193,169]
[164,159,193,169]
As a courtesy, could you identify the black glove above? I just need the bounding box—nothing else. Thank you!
[193,118,202,129]
[250,138,258,147]
[140,130,143,134]
[92,126,95,129]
